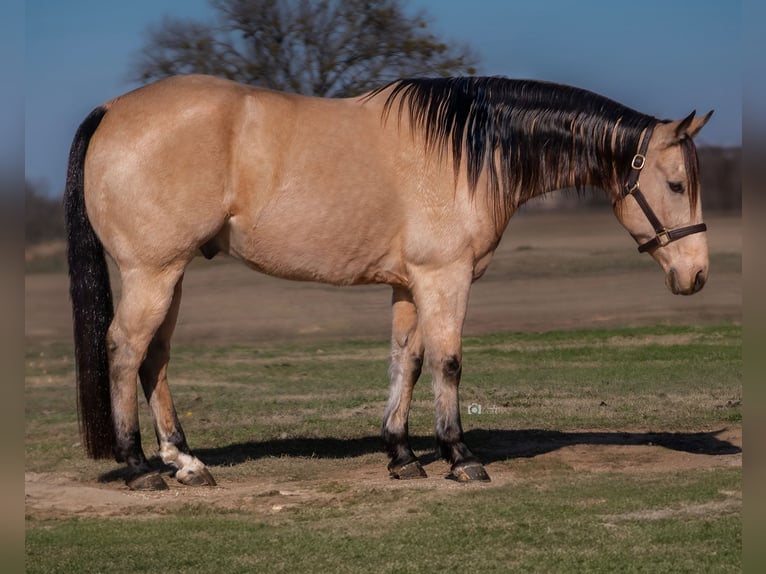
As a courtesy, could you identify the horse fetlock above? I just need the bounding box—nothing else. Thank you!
[159,442,183,466]
[435,422,464,456]
[437,437,474,464]
[381,419,406,441]
[382,424,411,455]
[115,430,147,467]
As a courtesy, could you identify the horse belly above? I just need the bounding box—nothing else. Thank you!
[225,188,405,286]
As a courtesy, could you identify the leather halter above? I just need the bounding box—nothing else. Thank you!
[619,125,707,253]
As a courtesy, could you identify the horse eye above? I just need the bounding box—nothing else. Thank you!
[668,181,685,194]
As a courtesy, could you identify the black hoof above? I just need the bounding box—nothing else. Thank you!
[177,467,217,487]
[127,471,168,491]
[448,462,491,483]
[389,460,428,480]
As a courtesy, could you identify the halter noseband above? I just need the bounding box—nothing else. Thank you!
[619,125,707,253]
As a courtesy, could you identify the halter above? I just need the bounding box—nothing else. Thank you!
[619,125,707,253]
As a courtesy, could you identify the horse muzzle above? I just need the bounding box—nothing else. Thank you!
[666,266,708,296]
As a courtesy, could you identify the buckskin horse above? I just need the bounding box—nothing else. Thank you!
[65,75,712,489]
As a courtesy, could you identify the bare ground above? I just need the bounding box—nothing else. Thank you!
[24,426,742,520]
[25,211,742,519]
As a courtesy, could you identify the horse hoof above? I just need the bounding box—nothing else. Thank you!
[177,467,217,487]
[448,462,491,483]
[127,471,168,491]
[389,460,428,480]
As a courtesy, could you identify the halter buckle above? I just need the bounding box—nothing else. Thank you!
[631,154,646,170]
[657,228,671,247]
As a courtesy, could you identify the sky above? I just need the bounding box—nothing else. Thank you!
[25,0,742,195]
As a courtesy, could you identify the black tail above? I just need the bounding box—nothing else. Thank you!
[64,106,115,459]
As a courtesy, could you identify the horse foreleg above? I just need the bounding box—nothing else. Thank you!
[382,287,426,479]
[108,265,185,490]
[139,276,216,487]
[414,269,490,482]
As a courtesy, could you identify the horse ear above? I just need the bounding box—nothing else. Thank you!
[685,109,714,139]
[672,110,713,140]
[674,111,696,139]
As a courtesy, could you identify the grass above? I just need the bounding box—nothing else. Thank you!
[26,468,741,574]
[25,324,742,573]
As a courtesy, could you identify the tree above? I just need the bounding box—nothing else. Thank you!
[130,0,479,97]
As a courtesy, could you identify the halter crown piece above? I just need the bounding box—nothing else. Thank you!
[619,125,707,253]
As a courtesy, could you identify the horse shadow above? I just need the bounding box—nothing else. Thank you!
[99,428,740,483]
[464,428,741,463]
[196,428,741,466]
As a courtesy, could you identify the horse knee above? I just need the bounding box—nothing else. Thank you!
[442,354,462,380]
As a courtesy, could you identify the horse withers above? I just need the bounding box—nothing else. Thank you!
[65,75,712,489]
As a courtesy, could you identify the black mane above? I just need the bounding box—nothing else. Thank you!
[376,76,659,219]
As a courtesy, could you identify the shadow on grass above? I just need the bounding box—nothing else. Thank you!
[98,428,740,482]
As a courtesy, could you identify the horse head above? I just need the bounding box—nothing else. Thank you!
[614,110,713,295]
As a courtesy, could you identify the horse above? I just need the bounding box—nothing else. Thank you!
[65,74,712,489]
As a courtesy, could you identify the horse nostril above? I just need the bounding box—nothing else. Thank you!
[666,268,679,294]
[693,270,707,293]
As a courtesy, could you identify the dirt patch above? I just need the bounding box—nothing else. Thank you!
[25,426,741,520]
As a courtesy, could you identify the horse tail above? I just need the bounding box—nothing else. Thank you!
[64,105,116,459]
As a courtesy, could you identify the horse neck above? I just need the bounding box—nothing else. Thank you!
[501,126,623,210]
[476,128,626,236]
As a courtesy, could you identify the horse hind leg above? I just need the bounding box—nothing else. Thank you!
[108,264,186,490]
[139,276,216,487]
[382,287,427,479]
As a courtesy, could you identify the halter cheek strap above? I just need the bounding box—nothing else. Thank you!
[619,125,707,253]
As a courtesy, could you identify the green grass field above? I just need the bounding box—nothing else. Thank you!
[25,324,741,573]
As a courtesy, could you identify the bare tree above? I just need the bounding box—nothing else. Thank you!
[130,0,479,97]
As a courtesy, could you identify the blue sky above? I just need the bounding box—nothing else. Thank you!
[25,0,741,195]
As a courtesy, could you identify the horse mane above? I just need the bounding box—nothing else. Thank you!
[374,76,674,221]
[679,134,701,214]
